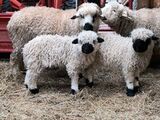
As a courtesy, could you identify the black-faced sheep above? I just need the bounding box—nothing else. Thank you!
[7,3,102,77]
[100,1,160,66]
[23,31,104,94]
[85,28,158,96]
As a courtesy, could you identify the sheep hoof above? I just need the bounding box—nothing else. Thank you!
[134,86,140,93]
[71,89,76,95]
[24,84,28,88]
[126,88,135,97]
[30,88,39,94]
[86,79,94,88]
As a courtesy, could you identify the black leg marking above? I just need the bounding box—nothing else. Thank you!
[25,84,28,88]
[86,79,94,88]
[134,86,140,93]
[71,89,76,95]
[135,77,139,81]
[126,88,135,97]
[134,77,141,93]
[30,88,39,94]
[22,70,26,75]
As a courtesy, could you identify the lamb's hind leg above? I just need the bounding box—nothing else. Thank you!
[83,65,96,88]
[134,76,141,93]
[10,49,24,78]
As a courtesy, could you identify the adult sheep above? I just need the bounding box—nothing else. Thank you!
[7,3,101,76]
[100,1,160,66]
[23,31,104,94]
[84,28,158,97]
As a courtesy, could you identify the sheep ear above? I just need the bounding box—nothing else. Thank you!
[152,36,159,41]
[71,15,78,19]
[97,37,104,43]
[72,39,78,44]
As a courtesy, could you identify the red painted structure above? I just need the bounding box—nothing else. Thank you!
[0,0,133,54]
[0,12,12,53]
[10,0,24,10]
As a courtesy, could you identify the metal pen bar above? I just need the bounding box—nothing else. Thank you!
[76,0,78,10]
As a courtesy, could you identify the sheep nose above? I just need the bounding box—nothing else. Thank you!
[133,40,148,53]
[82,43,94,54]
[84,23,93,31]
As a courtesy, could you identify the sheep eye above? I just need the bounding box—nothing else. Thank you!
[80,15,84,19]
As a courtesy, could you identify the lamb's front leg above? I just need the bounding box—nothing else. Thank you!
[124,72,135,97]
[24,70,39,94]
[66,64,80,95]
[70,73,79,95]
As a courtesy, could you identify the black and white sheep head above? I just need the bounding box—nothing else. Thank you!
[101,1,132,25]
[131,28,159,53]
[72,31,104,54]
[71,3,101,32]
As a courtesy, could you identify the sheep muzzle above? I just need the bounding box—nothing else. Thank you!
[82,43,94,54]
[84,23,93,31]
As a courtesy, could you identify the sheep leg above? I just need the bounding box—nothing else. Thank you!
[10,49,24,77]
[84,66,95,88]
[70,74,79,95]
[66,64,79,94]
[134,76,141,93]
[24,70,39,94]
[85,74,94,88]
[124,73,135,97]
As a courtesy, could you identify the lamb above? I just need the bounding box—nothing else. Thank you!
[85,28,158,96]
[7,2,101,77]
[23,31,104,94]
[100,1,160,65]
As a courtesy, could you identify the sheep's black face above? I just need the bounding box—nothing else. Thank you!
[84,23,93,31]
[82,43,94,54]
[133,38,151,53]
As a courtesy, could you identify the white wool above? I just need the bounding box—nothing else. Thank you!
[86,28,156,94]
[7,3,101,77]
[101,1,160,64]
[23,31,102,92]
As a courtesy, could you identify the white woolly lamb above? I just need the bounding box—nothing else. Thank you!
[23,31,104,94]
[7,3,101,77]
[85,28,158,96]
[101,1,160,65]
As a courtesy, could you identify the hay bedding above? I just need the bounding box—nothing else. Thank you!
[0,61,160,120]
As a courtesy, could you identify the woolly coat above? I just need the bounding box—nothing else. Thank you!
[23,32,100,77]
[101,2,160,60]
[101,2,160,37]
[97,33,154,76]
[91,28,155,78]
[7,3,101,76]
[8,3,101,49]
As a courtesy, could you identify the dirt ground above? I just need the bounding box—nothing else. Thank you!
[0,61,160,120]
